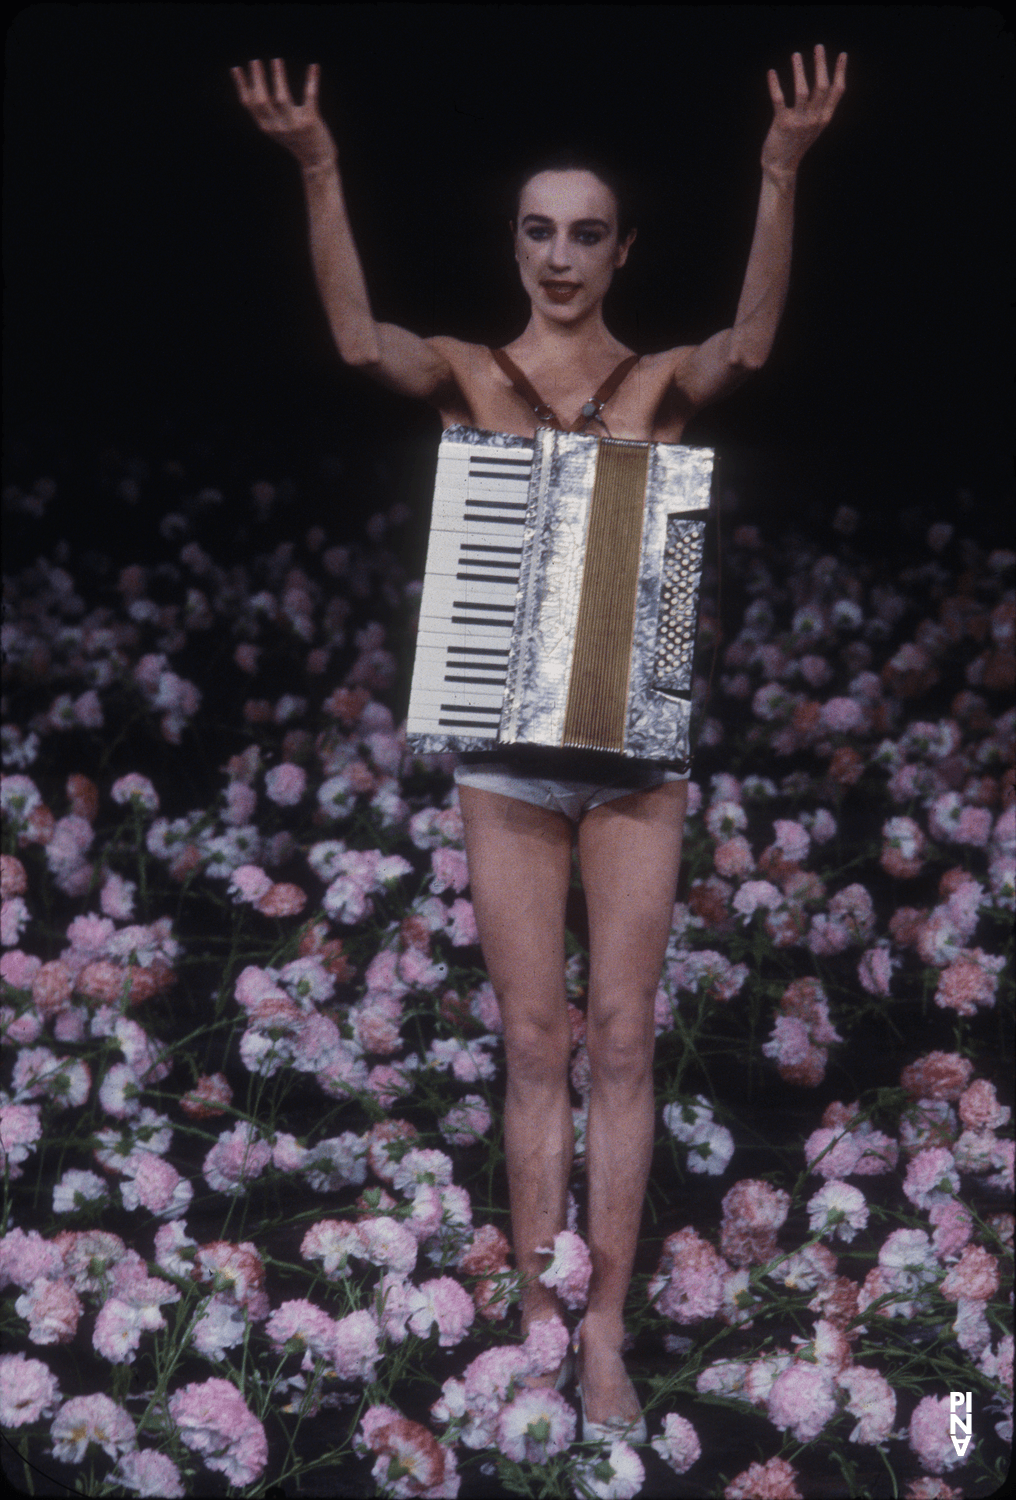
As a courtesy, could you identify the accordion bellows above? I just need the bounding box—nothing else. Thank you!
[405,424,713,768]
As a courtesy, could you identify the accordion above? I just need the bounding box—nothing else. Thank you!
[405,424,713,768]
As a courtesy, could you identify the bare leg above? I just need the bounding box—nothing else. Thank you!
[575,779,687,1426]
[458,786,576,1348]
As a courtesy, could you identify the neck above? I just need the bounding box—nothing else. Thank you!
[513,303,622,362]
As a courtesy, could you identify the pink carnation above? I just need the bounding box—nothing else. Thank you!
[724,1457,802,1500]
[731,880,782,920]
[929,1201,973,1260]
[265,1299,336,1360]
[940,1244,1000,1301]
[430,847,470,895]
[651,1411,701,1474]
[958,1079,1011,1132]
[446,897,478,946]
[0,1352,62,1426]
[766,1360,837,1441]
[202,1123,272,1194]
[820,696,866,733]
[50,1392,136,1464]
[255,882,307,917]
[839,1365,896,1444]
[264,763,307,806]
[773,819,810,861]
[804,1126,865,1179]
[881,816,926,878]
[714,836,755,878]
[111,1449,185,1498]
[650,1227,727,1325]
[496,1387,576,1462]
[228,865,273,904]
[168,1376,268,1487]
[858,946,895,996]
[357,1406,454,1499]
[908,1394,964,1473]
[903,1148,960,1209]
[332,1307,382,1380]
[535,1230,592,1310]
[0,1102,44,1178]
[720,1179,790,1266]
[935,950,1005,1016]
[120,1153,192,1218]
[901,1052,973,1101]
[406,1276,475,1347]
[14,1277,83,1343]
[110,775,159,812]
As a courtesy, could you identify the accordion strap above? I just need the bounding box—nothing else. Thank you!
[488,347,640,432]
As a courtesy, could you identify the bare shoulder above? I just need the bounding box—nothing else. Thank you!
[635,345,700,435]
[424,336,502,427]
[426,335,493,375]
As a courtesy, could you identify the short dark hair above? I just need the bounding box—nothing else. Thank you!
[506,148,638,242]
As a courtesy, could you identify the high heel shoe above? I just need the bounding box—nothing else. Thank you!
[573,1323,647,1445]
[577,1379,648,1446]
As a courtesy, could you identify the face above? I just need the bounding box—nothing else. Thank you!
[512,170,635,319]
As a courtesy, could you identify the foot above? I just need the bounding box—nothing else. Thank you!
[576,1335,642,1431]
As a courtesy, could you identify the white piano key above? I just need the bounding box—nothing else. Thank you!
[409,646,509,686]
[410,684,506,711]
[418,575,520,613]
[418,538,521,579]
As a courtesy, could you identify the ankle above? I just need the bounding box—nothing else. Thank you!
[578,1309,626,1353]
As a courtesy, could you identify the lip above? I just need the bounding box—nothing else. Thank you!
[541,282,580,300]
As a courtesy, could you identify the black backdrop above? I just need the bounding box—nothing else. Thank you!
[4,3,1013,541]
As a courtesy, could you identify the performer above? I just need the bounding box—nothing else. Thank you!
[232,48,847,1442]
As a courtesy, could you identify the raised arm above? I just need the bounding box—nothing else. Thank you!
[673,45,847,409]
[230,59,457,401]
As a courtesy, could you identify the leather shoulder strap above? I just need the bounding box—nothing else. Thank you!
[488,347,562,428]
[589,353,640,411]
[488,347,642,433]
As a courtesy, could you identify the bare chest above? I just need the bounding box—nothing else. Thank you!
[437,345,690,444]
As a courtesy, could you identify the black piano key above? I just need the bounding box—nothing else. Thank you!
[464,499,528,511]
[444,675,507,685]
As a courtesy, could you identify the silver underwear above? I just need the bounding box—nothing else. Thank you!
[453,754,688,825]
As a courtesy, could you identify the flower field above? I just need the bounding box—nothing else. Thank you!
[1,437,1013,1499]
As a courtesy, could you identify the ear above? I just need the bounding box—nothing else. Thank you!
[615,228,637,268]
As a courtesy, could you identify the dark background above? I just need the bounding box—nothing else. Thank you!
[4,3,1013,544]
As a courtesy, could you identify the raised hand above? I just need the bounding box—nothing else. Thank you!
[230,59,337,171]
[762,44,847,176]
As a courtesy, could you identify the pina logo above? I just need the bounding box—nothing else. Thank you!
[950,1390,973,1457]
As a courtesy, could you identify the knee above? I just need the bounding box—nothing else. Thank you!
[586,1005,655,1087]
[502,1008,572,1086]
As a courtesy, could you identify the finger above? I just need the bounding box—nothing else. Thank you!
[833,51,848,94]
[813,42,830,93]
[246,58,271,104]
[229,63,249,101]
[303,62,320,108]
[767,66,786,110]
[270,56,293,106]
[791,50,809,106]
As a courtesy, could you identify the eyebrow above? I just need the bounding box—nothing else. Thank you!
[521,214,611,230]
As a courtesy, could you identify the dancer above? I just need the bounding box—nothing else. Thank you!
[232,47,846,1442]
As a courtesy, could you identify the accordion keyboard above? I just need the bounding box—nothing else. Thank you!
[407,435,535,738]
